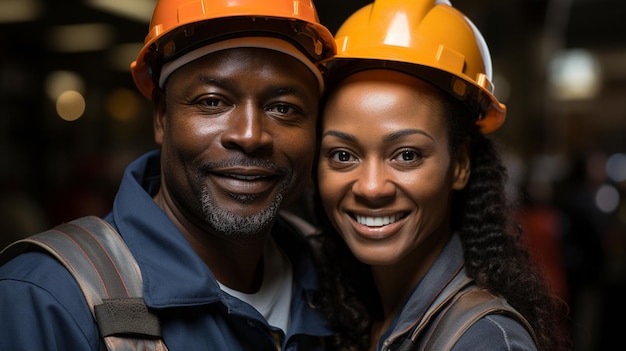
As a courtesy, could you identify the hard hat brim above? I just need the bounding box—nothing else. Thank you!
[131,16,335,100]
[324,58,506,134]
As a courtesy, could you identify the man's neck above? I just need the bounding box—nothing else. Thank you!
[184,228,269,293]
[153,188,272,293]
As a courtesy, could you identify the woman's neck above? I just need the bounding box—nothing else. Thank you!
[370,232,450,337]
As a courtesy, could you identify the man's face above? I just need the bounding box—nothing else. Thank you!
[154,48,319,237]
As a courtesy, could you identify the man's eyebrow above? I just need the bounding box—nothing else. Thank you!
[196,76,310,98]
[197,75,231,89]
[274,87,298,95]
[271,85,317,100]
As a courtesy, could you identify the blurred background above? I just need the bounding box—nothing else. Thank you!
[0,0,624,349]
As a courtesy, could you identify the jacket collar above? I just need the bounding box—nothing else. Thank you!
[106,150,322,310]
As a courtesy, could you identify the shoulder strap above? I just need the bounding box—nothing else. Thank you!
[393,267,537,351]
[0,216,169,351]
[419,285,538,350]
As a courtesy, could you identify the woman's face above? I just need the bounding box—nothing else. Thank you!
[318,69,470,267]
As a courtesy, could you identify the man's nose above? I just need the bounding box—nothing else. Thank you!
[221,104,273,153]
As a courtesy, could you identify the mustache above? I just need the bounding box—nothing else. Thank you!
[197,157,288,174]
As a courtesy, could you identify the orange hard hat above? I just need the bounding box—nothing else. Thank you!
[130,0,336,100]
[324,0,506,133]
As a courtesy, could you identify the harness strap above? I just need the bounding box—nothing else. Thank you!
[408,266,475,340]
[1,216,168,351]
[393,266,537,351]
[419,286,537,350]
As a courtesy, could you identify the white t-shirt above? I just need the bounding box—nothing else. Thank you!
[218,237,293,333]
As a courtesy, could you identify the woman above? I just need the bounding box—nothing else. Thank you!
[312,0,569,350]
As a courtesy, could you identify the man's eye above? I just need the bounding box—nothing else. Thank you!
[267,104,299,115]
[202,98,222,107]
[275,104,291,114]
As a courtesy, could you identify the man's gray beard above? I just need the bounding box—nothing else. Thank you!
[200,188,284,237]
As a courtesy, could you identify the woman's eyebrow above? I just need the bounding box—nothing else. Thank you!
[384,129,433,142]
[321,130,357,142]
[322,129,433,143]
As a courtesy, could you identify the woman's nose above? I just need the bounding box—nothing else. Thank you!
[351,161,396,202]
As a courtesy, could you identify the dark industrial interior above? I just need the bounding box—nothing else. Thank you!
[1,1,625,349]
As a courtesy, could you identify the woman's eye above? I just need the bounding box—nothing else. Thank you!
[394,149,422,162]
[330,150,355,162]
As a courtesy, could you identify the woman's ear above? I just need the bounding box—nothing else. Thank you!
[153,89,166,146]
[452,141,471,190]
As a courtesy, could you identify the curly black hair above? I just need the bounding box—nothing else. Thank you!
[310,81,570,351]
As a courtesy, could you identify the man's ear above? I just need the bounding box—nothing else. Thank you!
[452,141,471,190]
[153,89,166,146]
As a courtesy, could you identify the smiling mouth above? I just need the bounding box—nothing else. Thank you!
[226,173,272,181]
[353,213,408,227]
[208,169,280,197]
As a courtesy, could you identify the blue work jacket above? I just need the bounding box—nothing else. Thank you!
[0,150,332,350]
[378,235,538,351]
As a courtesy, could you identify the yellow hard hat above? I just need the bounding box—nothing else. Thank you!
[325,0,505,133]
[130,0,336,100]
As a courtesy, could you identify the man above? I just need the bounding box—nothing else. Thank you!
[0,0,336,350]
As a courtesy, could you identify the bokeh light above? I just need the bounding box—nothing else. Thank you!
[56,90,86,121]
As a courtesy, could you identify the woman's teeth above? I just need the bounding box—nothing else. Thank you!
[355,214,403,227]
